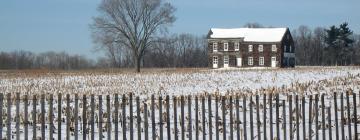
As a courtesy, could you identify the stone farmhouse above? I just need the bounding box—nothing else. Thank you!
[207,28,295,68]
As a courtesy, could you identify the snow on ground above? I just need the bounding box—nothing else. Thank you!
[0,66,359,97]
[1,67,360,139]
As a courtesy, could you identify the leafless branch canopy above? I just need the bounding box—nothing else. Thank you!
[91,0,176,71]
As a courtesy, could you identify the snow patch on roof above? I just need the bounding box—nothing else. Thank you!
[209,28,288,42]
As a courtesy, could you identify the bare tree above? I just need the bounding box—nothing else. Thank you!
[91,0,176,72]
[176,34,195,67]
[142,34,207,68]
[293,25,313,65]
[312,27,326,65]
[243,22,264,28]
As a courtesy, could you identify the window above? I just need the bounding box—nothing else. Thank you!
[271,56,276,62]
[272,45,277,52]
[248,57,253,65]
[224,42,228,51]
[259,57,264,65]
[235,42,239,51]
[285,45,290,52]
[289,45,292,52]
[248,45,253,52]
[213,42,218,52]
[258,45,263,52]
[213,56,218,64]
[224,55,229,64]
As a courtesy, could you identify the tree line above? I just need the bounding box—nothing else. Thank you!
[0,33,207,70]
[95,33,208,68]
[1,23,359,70]
[0,51,94,70]
[293,22,360,66]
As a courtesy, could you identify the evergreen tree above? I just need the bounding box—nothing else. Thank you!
[325,25,340,65]
[325,25,340,48]
[324,22,354,65]
[338,23,354,65]
[339,22,354,47]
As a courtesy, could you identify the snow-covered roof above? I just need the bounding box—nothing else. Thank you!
[209,28,288,42]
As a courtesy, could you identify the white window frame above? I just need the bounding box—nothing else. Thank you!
[248,57,253,66]
[248,45,253,52]
[272,45,277,52]
[224,42,228,51]
[213,56,218,64]
[213,42,218,52]
[258,45,263,52]
[259,57,264,66]
[224,55,229,64]
[234,42,239,51]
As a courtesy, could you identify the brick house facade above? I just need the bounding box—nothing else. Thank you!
[207,28,295,68]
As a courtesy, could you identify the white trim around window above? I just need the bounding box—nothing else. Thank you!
[235,42,239,51]
[272,45,277,52]
[248,45,253,52]
[213,56,218,64]
[213,42,218,52]
[224,42,228,51]
[224,55,229,64]
[248,57,253,65]
[259,57,264,66]
[258,45,263,52]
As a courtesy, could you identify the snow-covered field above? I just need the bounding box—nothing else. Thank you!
[1,66,360,97]
[1,66,360,140]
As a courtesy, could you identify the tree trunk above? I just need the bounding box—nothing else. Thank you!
[135,55,141,73]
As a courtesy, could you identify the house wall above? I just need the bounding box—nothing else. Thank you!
[241,43,282,67]
[208,41,282,68]
[208,40,242,68]
[280,30,295,67]
[208,29,295,68]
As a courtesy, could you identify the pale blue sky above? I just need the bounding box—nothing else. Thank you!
[0,0,359,59]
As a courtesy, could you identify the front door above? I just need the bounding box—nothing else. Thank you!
[224,55,229,68]
[213,56,218,68]
[271,57,276,67]
[237,57,242,67]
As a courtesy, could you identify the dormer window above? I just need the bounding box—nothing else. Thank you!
[213,42,218,52]
[248,45,253,52]
[235,42,239,51]
[224,42,228,51]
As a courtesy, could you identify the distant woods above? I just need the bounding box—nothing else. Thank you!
[293,22,360,66]
[102,33,208,68]
[1,22,360,70]
[0,51,94,70]
[0,33,207,70]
